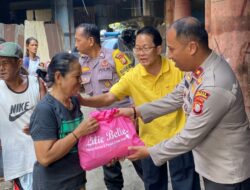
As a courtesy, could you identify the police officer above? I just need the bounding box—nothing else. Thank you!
[77,26,201,190]
[75,23,134,190]
[119,17,250,190]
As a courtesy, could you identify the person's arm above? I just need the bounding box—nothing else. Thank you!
[30,105,99,167]
[127,87,233,162]
[38,78,47,99]
[138,79,185,123]
[147,87,233,166]
[77,92,118,108]
[34,117,98,167]
[118,79,185,120]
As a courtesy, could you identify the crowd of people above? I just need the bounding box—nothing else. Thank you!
[0,16,250,190]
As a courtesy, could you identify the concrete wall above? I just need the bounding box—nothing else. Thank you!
[206,0,250,117]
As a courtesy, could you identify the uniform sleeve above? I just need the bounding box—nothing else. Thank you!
[110,71,131,100]
[148,87,234,166]
[138,79,185,123]
[30,103,58,141]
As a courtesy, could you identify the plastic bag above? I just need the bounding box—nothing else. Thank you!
[78,108,144,170]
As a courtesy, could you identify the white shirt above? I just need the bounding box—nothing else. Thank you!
[28,58,40,76]
[0,76,40,180]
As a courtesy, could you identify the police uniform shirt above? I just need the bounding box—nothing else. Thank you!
[79,47,132,110]
[138,52,250,184]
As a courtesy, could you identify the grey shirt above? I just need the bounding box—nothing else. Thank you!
[138,52,250,184]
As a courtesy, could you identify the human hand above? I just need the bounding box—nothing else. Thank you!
[75,117,99,137]
[22,124,30,135]
[38,62,47,71]
[39,62,44,67]
[127,146,149,161]
[116,107,134,119]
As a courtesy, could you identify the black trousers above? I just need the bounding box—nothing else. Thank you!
[103,160,143,190]
[103,162,123,190]
[203,177,250,190]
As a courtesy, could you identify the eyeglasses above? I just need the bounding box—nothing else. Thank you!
[133,46,156,54]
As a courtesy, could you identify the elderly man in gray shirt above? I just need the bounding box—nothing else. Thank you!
[119,17,250,190]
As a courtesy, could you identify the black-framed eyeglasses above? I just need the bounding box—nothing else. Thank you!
[133,46,156,54]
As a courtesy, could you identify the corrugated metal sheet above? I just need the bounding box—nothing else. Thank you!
[0,23,24,48]
[4,24,16,42]
[0,23,5,38]
[35,9,52,21]
[45,23,64,59]
[0,21,64,61]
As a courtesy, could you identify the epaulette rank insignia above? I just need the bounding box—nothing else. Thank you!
[193,67,203,79]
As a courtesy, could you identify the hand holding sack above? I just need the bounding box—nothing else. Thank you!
[78,108,144,170]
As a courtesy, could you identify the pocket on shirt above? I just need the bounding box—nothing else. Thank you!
[98,68,113,80]
[98,69,113,93]
[81,74,93,95]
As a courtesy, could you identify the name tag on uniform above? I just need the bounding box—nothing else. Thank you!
[82,66,90,73]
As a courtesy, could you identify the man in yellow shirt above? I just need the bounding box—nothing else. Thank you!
[79,26,200,190]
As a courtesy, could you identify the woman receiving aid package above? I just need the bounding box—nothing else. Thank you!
[29,52,99,190]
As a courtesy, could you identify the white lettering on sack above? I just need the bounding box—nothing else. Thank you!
[86,136,104,147]
[86,136,130,152]
[106,128,129,141]
[85,127,131,150]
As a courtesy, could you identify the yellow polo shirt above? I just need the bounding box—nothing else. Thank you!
[110,56,185,146]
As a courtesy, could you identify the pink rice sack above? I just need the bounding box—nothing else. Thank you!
[78,108,144,171]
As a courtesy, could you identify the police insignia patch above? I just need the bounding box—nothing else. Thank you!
[192,90,210,115]
[115,53,128,65]
[195,90,210,100]
[104,80,111,88]
[101,60,109,68]
[193,100,203,114]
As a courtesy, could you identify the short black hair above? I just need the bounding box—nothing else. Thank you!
[170,17,208,48]
[136,26,162,46]
[47,52,78,84]
[76,23,101,46]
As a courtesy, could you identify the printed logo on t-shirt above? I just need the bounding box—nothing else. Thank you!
[9,102,34,122]
[60,116,83,153]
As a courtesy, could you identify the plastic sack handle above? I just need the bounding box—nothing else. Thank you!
[90,108,118,122]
